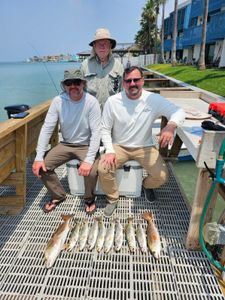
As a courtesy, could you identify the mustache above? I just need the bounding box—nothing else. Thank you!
[128,86,138,90]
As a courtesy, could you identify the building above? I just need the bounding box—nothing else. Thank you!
[164,0,225,67]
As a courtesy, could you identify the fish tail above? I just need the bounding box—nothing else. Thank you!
[64,243,70,251]
[61,214,74,222]
[142,212,153,221]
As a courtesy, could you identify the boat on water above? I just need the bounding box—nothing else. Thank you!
[0,69,225,298]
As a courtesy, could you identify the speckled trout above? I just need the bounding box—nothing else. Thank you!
[104,219,115,253]
[66,220,81,251]
[78,219,89,251]
[136,221,147,253]
[142,212,161,259]
[125,217,136,253]
[114,218,123,252]
[87,218,99,251]
[44,214,73,269]
[96,217,106,252]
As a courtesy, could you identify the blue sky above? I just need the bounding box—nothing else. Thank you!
[0,0,181,62]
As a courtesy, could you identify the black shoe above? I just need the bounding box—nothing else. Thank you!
[143,187,156,202]
[104,202,118,218]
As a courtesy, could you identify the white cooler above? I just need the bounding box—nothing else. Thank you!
[66,159,143,198]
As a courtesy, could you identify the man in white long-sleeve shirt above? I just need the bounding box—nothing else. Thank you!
[98,66,185,217]
[32,69,101,214]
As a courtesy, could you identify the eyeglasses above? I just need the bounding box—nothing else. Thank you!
[123,77,142,84]
[64,79,82,86]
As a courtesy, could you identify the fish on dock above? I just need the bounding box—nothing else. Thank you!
[114,218,123,252]
[87,218,99,251]
[66,220,81,251]
[125,217,136,253]
[96,217,106,252]
[78,219,89,251]
[136,221,148,253]
[44,214,73,269]
[104,219,116,253]
[142,212,161,259]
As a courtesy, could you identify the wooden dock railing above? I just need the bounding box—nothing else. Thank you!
[0,100,58,215]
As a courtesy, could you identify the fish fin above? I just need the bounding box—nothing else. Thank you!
[142,211,153,221]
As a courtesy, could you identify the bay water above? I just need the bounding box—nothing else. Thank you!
[0,62,223,221]
[0,61,80,122]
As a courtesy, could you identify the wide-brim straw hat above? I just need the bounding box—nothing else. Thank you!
[89,28,117,49]
[61,69,86,85]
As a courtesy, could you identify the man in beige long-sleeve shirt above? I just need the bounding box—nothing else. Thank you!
[81,28,124,109]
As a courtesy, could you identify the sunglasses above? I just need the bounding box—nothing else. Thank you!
[64,79,82,86]
[123,77,142,84]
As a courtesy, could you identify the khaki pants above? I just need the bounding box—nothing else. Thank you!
[98,145,168,203]
[40,143,99,203]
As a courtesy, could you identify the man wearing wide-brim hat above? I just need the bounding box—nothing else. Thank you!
[32,69,101,215]
[81,28,124,109]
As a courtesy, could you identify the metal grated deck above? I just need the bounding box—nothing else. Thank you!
[0,163,224,300]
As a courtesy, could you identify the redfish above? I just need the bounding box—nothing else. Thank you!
[142,212,161,259]
[44,214,73,268]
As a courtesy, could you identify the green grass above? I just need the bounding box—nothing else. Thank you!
[147,64,225,97]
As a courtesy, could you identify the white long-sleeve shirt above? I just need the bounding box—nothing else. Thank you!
[35,91,101,164]
[102,89,185,153]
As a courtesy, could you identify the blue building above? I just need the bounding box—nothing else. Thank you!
[164,0,225,67]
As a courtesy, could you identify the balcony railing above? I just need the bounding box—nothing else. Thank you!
[164,37,184,52]
[207,11,225,41]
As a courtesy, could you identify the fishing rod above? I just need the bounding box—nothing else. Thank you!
[28,43,59,94]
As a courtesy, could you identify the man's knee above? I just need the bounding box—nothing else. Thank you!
[98,161,110,176]
[160,168,169,185]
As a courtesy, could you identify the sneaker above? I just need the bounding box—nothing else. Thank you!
[104,202,118,218]
[143,187,156,202]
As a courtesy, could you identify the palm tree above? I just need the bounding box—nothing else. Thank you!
[160,1,166,63]
[154,0,167,63]
[198,0,209,70]
[171,0,178,66]
[135,0,156,54]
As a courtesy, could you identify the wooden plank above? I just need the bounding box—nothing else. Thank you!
[218,184,225,201]
[169,134,183,158]
[16,125,27,171]
[218,209,225,224]
[200,92,218,104]
[27,122,44,155]
[145,87,191,93]
[0,100,51,140]
[0,204,24,215]
[0,140,15,166]
[196,131,225,169]
[0,158,15,183]
[0,132,15,150]
[0,196,24,206]
[145,78,170,82]
[160,90,201,99]
[185,169,218,250]
[15,125,27,206]
[0,100,52,215]
[1,172,24,185]
[159,116,169,157]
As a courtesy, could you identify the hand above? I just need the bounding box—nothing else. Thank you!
[78,161,92,177]
[157,122,177,148]
[32,161,47,178]
[100,153,117,169]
